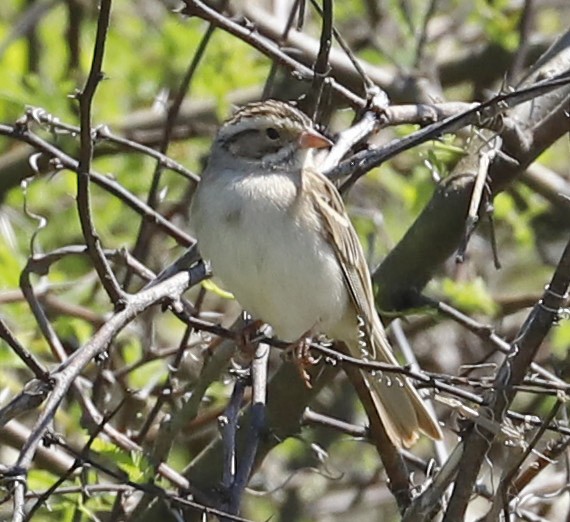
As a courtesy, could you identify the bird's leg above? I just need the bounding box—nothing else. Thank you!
[283,328,320,388]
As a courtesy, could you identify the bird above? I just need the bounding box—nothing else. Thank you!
[189,99,442,447]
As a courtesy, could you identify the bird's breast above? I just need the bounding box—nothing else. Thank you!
[191,171,349,341]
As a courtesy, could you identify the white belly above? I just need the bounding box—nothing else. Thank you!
[191,170,350,342]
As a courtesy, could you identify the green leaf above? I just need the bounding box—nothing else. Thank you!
[91,439,154,482]
[440,277,498,316]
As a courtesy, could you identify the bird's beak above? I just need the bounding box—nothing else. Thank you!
[298,128,333,150]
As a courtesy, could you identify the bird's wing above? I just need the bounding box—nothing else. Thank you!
[304,169,382,347]
[305,169,443,444]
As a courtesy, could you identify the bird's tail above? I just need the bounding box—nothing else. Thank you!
[346,319,442,448]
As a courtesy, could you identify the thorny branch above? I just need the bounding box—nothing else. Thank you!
[75,0,124,306]
[6,264,207,521]
[1,2,569,521]
[443,237,570,521]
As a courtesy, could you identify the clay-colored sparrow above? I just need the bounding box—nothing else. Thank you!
[190,100,441,447]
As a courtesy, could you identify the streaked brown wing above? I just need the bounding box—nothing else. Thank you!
[305,169,378,331]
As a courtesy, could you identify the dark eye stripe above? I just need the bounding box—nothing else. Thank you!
[223,128,282,159]
[227,129,257,140]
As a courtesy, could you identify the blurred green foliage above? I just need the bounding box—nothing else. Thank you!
[0,0,568,520]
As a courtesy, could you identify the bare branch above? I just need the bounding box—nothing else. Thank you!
[443,236,570,521]
[75,0,124,305]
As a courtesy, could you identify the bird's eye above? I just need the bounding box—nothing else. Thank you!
[265,128,280,140]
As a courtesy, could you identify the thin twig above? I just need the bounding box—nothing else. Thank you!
[306,0,333,117]
[228,343,270,515]
[331,71,570,187]
[126,17,217,287]
[456,134,501,263]
[490,398,562,519]
[75,0,124,306]
[0,121,193,245]
[413,0,438,68]
[443,236,570,521]
[25,399,127,520]
[181,0,366,108]
[221,377,247,494]
[22,114,198,181]
[507,0,535,83]
[7,264,207,521]
[0,317,47,380]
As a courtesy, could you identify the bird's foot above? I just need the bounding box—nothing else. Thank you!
[284,333,319,389]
